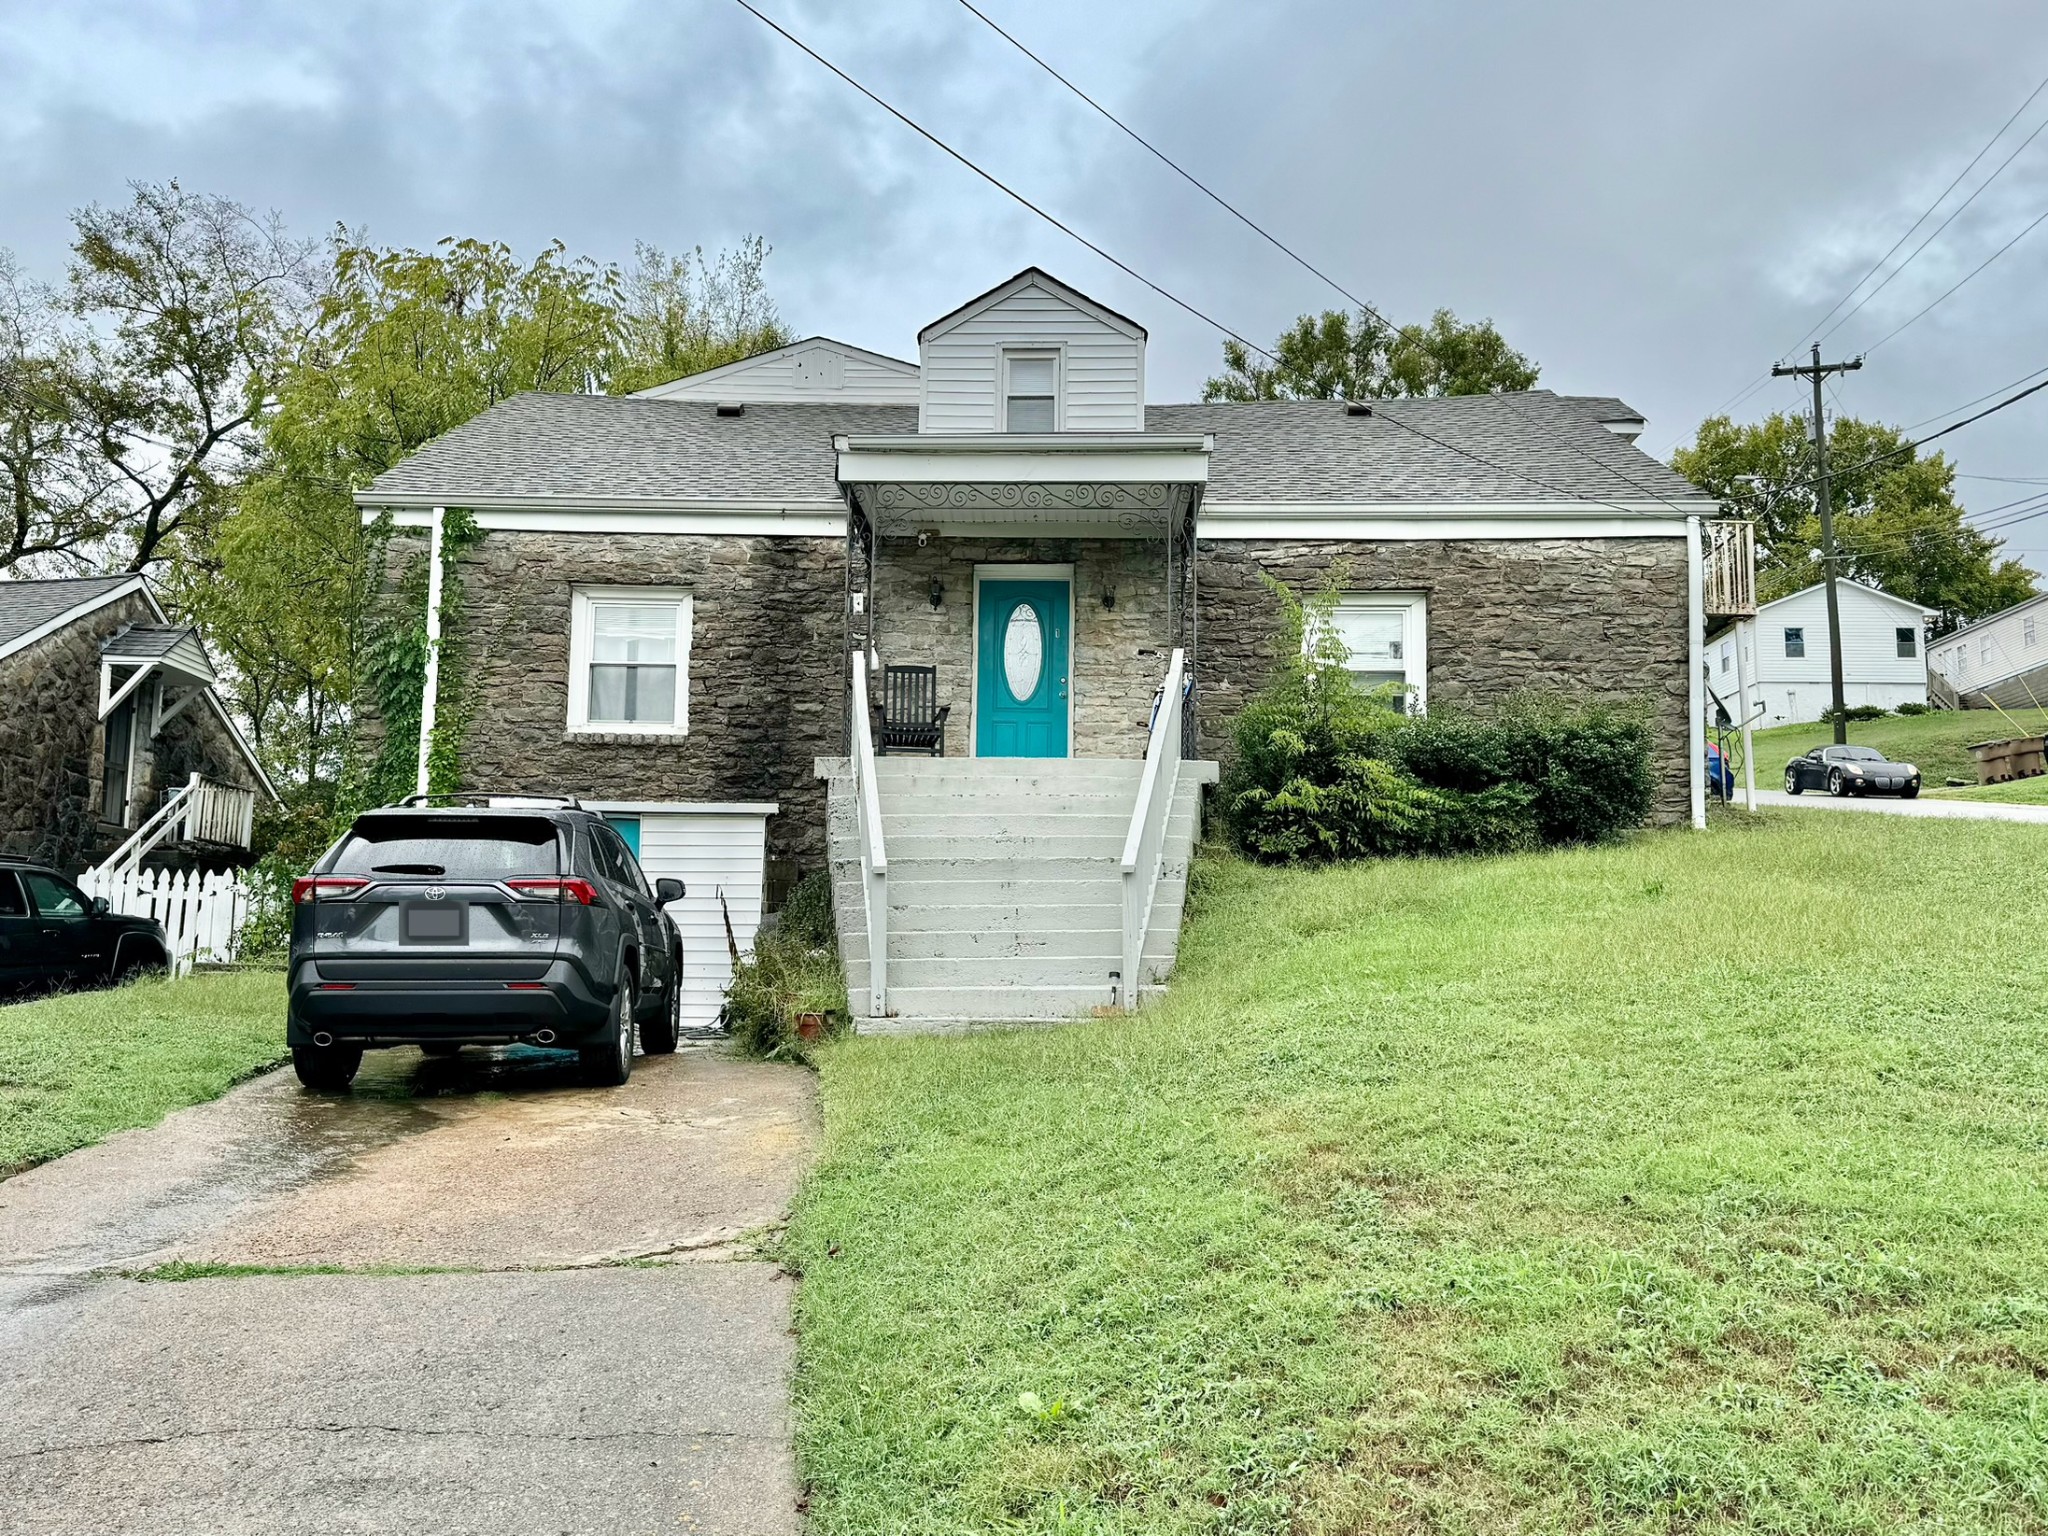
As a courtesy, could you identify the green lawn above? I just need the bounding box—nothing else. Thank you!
[1924,775,2048,805]
[0,970,285,1174]
[1744,707,2048,787]
[788,816,2048,1534]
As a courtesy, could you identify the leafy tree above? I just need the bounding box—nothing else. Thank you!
[0,252,118,571]
[184,234,624,786]
[1673,412,2037,632]
[610,237,793,394]
[65,182,319,570]
[1203,306,1538,402]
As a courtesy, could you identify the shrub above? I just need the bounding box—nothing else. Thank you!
[1894,700,1931,716]
[1821,703,1890,723]
[1220,568,1656,862]
[726,871,849,1062]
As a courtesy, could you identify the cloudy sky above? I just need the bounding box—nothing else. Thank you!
[7,0,2048,560]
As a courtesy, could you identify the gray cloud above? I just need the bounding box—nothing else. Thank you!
[6,0,2048,560]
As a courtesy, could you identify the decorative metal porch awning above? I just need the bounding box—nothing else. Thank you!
[833,432,1211,537]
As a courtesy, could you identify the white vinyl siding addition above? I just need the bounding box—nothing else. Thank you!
[919,275,1144,432]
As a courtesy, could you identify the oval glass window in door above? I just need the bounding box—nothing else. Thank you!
[1003,602,1044,701]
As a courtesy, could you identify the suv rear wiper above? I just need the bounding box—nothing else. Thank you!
[370,863,447,875]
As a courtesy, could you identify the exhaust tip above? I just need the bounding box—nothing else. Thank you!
[312,1031,334,1048]
[533,1028,557,1046]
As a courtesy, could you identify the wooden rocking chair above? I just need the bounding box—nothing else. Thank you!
[877,665,950,756]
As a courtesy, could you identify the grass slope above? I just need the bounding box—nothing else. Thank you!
[789,816,2048,1534]
[0,970,285,1173]
[1745,707,2048,787]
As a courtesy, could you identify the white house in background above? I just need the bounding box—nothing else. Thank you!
[1927,588,2048,708]
[1711,580,1937,725]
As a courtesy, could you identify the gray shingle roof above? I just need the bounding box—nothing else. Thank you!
[0,575,140,653]
[359,389,1711,510]
[101,623,193,659]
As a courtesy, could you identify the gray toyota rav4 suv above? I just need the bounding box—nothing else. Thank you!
[287,796,684,1091]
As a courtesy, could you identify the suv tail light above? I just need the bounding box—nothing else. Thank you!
[292,875,370,904]
[506,877,600,905]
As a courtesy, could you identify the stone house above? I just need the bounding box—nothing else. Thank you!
[356,268,1724,1029]
[0,575,274,872]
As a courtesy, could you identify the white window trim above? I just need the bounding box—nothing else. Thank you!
[1321,591,1429,712]
[1000,347,1064,433]
[567,585,693,735]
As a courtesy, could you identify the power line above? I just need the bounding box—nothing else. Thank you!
[960,2,1699,517]
[954,0,1388,327]
[1767,366,2048,496]
[1793,70,2048,354]
[1907,363,2048,430]
[1814,102,2048,350]
[1862,198,2048,355]
[1687,70,2048,444]
[731,0,1688,522]
[730,0,1274,361]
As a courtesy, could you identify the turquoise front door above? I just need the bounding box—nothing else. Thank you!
[976,578,1070,757]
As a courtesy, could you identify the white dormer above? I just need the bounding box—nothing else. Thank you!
[916,268,1147,433]
[634,336,920,404]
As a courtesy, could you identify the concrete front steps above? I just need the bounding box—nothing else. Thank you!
[819,755,1213,1031]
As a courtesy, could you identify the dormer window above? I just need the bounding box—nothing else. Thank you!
[1003,352,1059,432]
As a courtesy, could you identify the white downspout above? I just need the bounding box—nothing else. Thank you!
[1734,620,1758,813]
[1687,516,1706,830]
[415,505,446,799]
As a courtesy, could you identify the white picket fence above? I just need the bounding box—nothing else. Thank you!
[79,866,253,976]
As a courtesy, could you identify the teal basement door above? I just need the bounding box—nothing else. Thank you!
[976,579,1070,758]
[604,815,641,858]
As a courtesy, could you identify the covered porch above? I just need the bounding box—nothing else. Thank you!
[834,432,1210,761]
[826,432,1216,1024]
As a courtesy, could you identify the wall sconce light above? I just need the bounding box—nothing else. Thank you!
[1102,585,1117,611]
[928,576,945,610]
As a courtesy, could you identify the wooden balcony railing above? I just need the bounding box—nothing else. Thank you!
[1703,520,1757,619]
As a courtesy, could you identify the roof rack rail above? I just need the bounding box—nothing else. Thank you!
[393,792,585,810]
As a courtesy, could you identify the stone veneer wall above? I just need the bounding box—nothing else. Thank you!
[1194,538,1694,825]
[869,536,1174,759]
[0,592,259,870]
[445,530,847,866]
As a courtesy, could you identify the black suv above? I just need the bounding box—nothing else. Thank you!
[0,858,168,993]
[287,797,685,1091]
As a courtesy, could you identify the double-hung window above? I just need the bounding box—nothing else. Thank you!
[568,587,691,733]
[1895,626,1917,659]
[1783,626,1805,659]
[1322,593,1428,712]
[1002,352,1059,432]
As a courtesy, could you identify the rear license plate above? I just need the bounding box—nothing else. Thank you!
[403,903,468,944]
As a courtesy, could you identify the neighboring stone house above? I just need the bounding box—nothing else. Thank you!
[0,575,274,872]
[356,267,1724,1029]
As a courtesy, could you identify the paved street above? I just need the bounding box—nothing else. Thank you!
[0,1045,817,1536]
[1748,789,2048,823]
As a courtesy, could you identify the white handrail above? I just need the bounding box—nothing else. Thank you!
[91,774,261,881]
[850,660,890,1016]
[1118,647,1185,1010]
[95,772,202,878]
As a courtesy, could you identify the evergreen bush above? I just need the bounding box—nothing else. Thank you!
[1220,567,1656,862]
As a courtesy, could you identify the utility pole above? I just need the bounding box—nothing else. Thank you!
[1772,344,1863,744]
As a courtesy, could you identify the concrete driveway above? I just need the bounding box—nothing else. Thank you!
[0,1043,817,1536]
[1748,789,2048,823]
